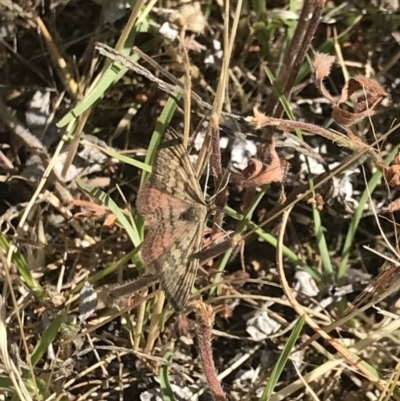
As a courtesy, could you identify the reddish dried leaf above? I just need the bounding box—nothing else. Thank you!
[71,200,109,218]
[337,76,385,105]
[332,107,366,127]
[71,199,125,228]
[386,167,400,187]
[312,53,336,103]
[350,76,387,98]
[242,141,289,188]
[384,151,400,187]
[103,214,118,227]
[333,76,388,127]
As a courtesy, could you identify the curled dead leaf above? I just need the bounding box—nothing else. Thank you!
[242,140,289,188]
[312,54,388,128]
[384,151,400,187]
[70,199,123,227]
[333,76,388,127]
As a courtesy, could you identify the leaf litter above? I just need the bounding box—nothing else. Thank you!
[1,2,400,400]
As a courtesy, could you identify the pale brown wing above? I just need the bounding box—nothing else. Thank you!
[138,127,205,210]
[142,209,206,311]
[136,127,208,311]
[137,184,193,224]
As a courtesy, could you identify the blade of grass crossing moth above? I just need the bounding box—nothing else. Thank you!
[140,86,183,186]
[260,315,306,401]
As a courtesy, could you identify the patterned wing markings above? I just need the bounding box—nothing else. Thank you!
[137,185,194,224]
[140,206,203,268]
[149,127,206,206]
[136,127,209,311]
[141,213,204,311]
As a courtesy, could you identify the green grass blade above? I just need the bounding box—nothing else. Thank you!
[259,314,306,401]
[77,182,141,248]
[160,350,177,401]
[57,29,140,128]
[30,314,63,367]
[0,234,47,301]
[139,84,183,186]
[84,142,151,172]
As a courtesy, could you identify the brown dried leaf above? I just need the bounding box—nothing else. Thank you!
[103,214,118,227]
[312,53,336,103]
[337,76,388,105]
[384,150,400,187]
[307,193,325,211]
[71,199,125,228]
[71,200,110,218]
[333,76,388,127]
[331,107,366,127]
[242,141,289,188]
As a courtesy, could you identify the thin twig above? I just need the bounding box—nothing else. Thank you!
[106,274,158,307]
[95,42,243,121]
[144,292,165,354]
[258,0,318,154]
[262,0,324,123]
[249,108,382,165]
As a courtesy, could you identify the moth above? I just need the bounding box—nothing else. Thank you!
[137,127,210,312]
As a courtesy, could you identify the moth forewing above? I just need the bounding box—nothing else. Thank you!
[136,127,212,312]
